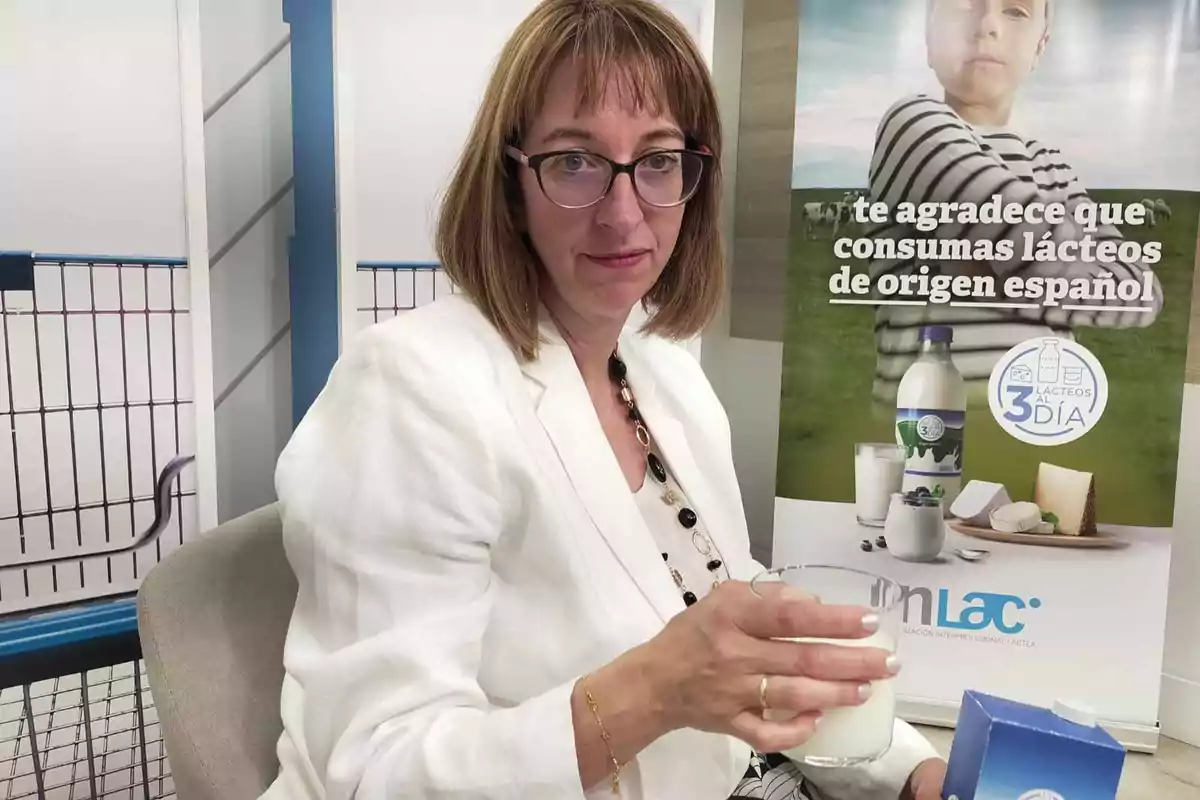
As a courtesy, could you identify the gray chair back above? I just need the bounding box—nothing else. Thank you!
[137,504,295,800]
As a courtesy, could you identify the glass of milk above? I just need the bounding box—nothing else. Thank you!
[854,443,906,526]
[750,565,904,767]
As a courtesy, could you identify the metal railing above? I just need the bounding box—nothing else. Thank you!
[0,604,169,799]
[1,252,197,611]
[355,261,453,327]
[2,252,197,798]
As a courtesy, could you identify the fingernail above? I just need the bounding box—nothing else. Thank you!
[861,613,880,632]
[812,714,823,728]
[886,654,902,675]
[858,683,873,701]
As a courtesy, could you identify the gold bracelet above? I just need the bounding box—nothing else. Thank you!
[584,683,626,795]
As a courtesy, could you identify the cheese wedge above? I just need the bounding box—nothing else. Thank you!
[990,501,1043,533]
[950,480,1012,526]
[1033,462,1097,536]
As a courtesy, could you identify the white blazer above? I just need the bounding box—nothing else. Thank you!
[261,295,938,800]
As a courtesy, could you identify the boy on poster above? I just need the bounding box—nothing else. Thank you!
[865,0,1164,403]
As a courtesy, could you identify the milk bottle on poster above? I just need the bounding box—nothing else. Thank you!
[895,325,966,513]
[1037,338,1061,384]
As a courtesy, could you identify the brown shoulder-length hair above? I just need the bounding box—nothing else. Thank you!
[435,0,725,361]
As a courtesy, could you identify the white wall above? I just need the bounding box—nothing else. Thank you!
[200,0,295,522]
[340,1,541,266]
[0,0,187,255]
[1161,384,1200,745]
[0,0,205,614]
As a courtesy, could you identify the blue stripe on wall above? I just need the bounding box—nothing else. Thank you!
[283,0,339,427]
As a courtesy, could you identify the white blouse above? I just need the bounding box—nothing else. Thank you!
[633,471,727,602]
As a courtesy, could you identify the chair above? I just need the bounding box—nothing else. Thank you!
[137,504,296,800]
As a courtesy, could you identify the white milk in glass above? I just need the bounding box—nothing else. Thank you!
[781,629,897,763]
[854,444,905,526]
[895,325,966,513]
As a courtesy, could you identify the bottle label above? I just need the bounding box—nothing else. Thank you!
[895,407,964,476]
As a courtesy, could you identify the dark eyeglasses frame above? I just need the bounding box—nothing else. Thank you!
[505,145,714,209]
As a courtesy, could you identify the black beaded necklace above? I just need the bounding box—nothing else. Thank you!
[608,351,730,606]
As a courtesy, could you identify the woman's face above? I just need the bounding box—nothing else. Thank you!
[518,61,687,331]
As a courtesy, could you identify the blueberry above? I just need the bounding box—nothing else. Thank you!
[875,536,888,549]
[860,540,874,552]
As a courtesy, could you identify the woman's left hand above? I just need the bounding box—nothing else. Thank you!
[902,757,947,800]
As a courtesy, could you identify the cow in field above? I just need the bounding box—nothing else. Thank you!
[803,199,855,239]
[1140,197,1173,228]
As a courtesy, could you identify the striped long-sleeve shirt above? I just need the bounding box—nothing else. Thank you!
[866,94,1163,402]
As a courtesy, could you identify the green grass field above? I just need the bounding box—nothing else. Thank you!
[777,189,1199,528]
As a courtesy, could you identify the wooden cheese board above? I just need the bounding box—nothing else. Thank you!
[948,521,1128,549]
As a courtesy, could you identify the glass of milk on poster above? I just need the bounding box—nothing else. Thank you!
[895,325,966,514]
[751,565,903,767]
[854,443,906,526]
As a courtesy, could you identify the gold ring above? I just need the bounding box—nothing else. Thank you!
[759,675,770,711]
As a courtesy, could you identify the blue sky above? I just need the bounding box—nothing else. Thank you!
[792,0,1200,190]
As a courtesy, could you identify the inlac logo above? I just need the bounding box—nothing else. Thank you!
[988,337,1108,446]
[1017,791,1066,800]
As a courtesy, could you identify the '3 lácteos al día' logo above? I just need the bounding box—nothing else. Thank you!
[915,413,945,441]
[1017,791,1066,800]
[875,582,1043,635]
[988,336,1108,446]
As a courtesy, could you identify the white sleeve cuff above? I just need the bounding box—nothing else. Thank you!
[357,679,588,800]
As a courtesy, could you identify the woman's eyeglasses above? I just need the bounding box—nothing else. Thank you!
[505,145,712,209]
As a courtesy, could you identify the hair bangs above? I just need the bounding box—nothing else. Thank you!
[513,3,708,146]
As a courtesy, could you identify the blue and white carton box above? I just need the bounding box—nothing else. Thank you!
[943,690,1126,800]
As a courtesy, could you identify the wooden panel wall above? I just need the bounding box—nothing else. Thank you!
[1188,225,1200,384]
[727,0,797,342]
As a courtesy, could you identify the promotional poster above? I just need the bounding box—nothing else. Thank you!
[773,0,1199,733]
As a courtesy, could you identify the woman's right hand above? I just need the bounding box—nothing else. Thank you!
[639,580,898,754]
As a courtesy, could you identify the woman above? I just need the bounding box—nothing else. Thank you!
[261,1,946,798]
